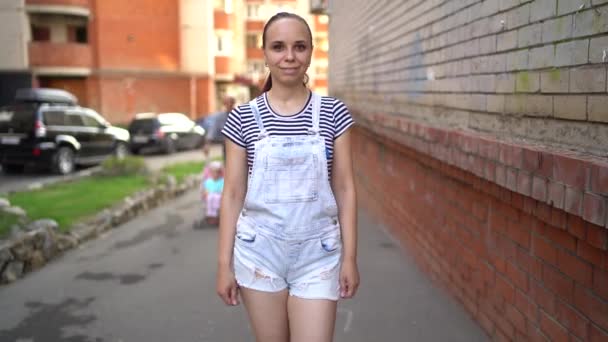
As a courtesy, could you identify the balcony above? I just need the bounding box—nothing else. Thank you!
[246,48,264,60]
[29,42,92,75]
[215,56,232,76]
[26,0,91,17]
[214,11,231,30]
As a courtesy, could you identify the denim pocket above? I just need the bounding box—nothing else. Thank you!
[320,232,341,253]
[235,220,257,244]
[263,154,318,204]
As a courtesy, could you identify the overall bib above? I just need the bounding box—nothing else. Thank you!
[233,93,343,300]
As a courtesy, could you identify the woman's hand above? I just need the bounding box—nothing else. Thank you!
[216,265,240,306]
[339,259,359,299]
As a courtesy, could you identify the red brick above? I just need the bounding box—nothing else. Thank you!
[577,241,606,267]
[507,261,530,292]
[557,249,593,288]
[532,176,548,202]
[550,208,567,230]
[523,148,541,173]
[542,264,575,303]
[479,138,500,160]
[507,167,518,192]
[556,300,590,340]
[510,146,523,169]
[553,155,589,189]
[565,187,583,216]
[485,160,497,182]
[530,280,557,316]
[511,193,525,211]
[590,163,608,195]
[495,312,516,340]
[548,181,565,210]
[506,304,527,333]
[477,311,495,336]
[496,164,507,187]
[594,268,608,302]
[496,273,516,303]
[567,215,587,240]
[587,224,608,251]
[515,288,539,322]
[541,223,577,252]
[539,309,570,342]
[574,285,608,331]
[583,193,607,227]
[527,320,551,341]
[589,323,608,342]
[517,171,532,197]
[533,234,558,265]
[507,219,532,249]
[536,202,552,224]
[539,152,554,179]
[517,246,543,280]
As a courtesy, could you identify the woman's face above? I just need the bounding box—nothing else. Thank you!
[264,18,313,87]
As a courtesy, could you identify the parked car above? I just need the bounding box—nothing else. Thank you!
[0,88,130,175]
[128,112,205,154]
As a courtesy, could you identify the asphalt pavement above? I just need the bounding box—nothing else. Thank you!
[0,188,487,341]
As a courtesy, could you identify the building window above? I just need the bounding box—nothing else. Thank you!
[275,3,295,13]
[246,33,261,49]
[215,0,233,13]
[247,61,265,74]
[31,25,50,42]
[216,34,232,55]
[68,25,88,43]
[247,4,261,19]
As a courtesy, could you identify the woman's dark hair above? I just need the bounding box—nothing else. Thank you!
[261,12,313,92]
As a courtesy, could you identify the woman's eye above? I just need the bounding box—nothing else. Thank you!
[272,44,283,51]
[295,45,307,51]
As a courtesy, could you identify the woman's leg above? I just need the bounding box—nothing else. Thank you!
[241,287,290,342]
[287,297,337,342]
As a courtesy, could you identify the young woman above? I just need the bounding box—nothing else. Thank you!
[216,12,359,342]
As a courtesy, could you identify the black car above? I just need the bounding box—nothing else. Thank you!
[0,88,130,175]
[128,112,205,154]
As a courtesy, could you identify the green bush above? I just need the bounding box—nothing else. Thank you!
[100,156,148,177]
[0,211,22,239]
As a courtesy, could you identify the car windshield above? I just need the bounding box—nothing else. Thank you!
[0,103,39,132]
[129,118,158,132]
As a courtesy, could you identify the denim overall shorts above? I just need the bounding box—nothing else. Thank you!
[233,93,342,300]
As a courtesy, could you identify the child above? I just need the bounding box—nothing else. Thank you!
[201,161,224,226]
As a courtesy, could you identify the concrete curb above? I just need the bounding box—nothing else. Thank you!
[0,174,202,284]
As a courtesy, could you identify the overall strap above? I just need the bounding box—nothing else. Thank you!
[310,92,322,134]
[249,97,267,140]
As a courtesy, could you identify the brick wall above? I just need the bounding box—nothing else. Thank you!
[329,0,608,340]
[93,0,180,70]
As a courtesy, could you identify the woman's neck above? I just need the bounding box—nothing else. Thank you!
[266,85,310,116]
[267,84,309,103]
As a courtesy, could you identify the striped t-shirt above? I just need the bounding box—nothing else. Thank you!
[221,92,354,176]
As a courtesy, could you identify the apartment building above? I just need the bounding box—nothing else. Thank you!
[0,0,328,124]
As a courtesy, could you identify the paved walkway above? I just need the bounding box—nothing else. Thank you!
[0,190,487,341]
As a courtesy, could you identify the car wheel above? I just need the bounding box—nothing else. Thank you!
[52,146,75,175]
[114,142,129,159]
[2,164,24,174]
[164,138,176,154]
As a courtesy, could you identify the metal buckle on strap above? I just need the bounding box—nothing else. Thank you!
[307,128,317,135]
[257,131,267,140]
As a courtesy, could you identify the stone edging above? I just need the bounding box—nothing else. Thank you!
[0,174,201,284]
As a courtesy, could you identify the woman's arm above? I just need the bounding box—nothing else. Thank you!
[332,130,359,298]
[331,130,357,264]
[218,140,248,268]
